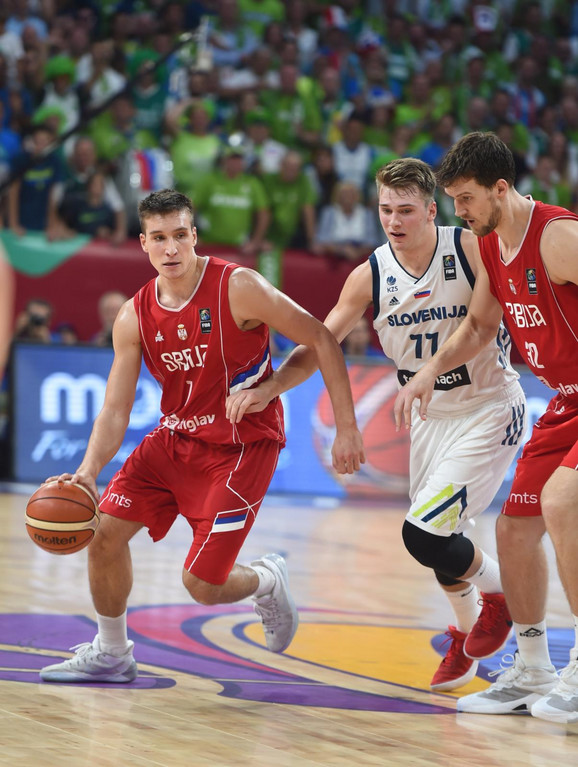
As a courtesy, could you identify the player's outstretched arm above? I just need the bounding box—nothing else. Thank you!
[394,262,503,430]
[227,267,367,474]
[226,263,372,420]
[70,299,142,495]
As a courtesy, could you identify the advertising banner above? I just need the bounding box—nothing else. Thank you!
[11,344,554,502]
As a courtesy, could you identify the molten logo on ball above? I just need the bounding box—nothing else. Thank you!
[32,533,79,546]
[25,480,100,555]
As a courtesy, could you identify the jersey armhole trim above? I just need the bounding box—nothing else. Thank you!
[369,252,380,320]
[454,227,475,289]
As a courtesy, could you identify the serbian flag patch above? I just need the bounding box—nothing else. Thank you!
[414,290,431,299]
[211,510,249,533]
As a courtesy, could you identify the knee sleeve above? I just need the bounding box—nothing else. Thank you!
[402,520,475,579]
[434,570,465,587]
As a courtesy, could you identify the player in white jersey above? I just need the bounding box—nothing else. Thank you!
[226,158,527,691]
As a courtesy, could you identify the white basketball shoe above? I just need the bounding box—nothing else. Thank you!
[40,635,137,683]
[531,649,578,723]
[457,652,557,714]
[252,553,299,653]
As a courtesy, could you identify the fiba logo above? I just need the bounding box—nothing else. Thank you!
[312,366,410,496]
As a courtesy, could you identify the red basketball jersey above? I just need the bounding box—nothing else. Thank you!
[479,201,578,403]
[133,256,285,445]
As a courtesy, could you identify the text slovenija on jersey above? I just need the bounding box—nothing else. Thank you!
[133,256,285,445]
[371,226,520,416]
[479,201,578,403]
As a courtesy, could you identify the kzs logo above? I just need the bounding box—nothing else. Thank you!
[386,275,398,294]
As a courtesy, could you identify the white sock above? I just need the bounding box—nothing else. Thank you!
[466,551,502,594]
[514,620,552,668]
[96,611,130,655]
[444,584,480,633]
[251,565,276,598]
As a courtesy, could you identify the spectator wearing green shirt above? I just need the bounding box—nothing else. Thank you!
[392,72,433,138]
[165,98,221,199]
[259,150,318,288]
[261,63,322,150]
[90,94,157,168]
[560,95,578,147]
[194,145,270,256]
[262,151,317,251]
[129,51,168,142]
[454,52,494,132]
[424,59,453,123]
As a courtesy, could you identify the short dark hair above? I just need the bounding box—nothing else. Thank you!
[436,131,516,189]
[375,157,436,204]
[138,189,194,232]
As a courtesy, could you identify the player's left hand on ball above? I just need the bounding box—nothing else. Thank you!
[69,472,100,503]
[43,473,73,485]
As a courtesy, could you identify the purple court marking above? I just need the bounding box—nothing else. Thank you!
[0,609,455,713]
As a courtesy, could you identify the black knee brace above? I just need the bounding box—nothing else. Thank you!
[434,570,465,587]
[402,520,475,580]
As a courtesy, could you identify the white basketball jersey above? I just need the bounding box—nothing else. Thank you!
[371,226,519,415]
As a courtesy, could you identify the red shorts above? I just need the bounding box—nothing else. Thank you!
[99,427,281,584]
[502,394,578,517]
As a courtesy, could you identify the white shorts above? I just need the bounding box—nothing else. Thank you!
[406,381,526,537]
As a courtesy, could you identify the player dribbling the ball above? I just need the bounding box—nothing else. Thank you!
[40,189,364,684]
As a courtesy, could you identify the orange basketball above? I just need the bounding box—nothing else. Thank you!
[25,480,100,555]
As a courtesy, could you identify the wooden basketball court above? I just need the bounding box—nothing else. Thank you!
[1,488,576,766]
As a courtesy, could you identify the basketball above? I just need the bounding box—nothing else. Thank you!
[25,480,100,555]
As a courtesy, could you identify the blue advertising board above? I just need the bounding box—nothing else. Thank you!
[11,344,346,494]
[11,343,555,502]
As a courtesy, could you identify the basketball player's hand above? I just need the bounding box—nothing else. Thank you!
[226,385,273,423]
[394,371,435,430]
[332,427,366,474]
[43,472,101,503]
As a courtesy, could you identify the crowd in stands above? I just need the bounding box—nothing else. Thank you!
[2,0,578,353]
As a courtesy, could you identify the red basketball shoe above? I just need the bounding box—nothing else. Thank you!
[464,592,512,660]
[431,626,478,691]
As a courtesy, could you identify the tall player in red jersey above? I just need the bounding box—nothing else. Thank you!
[39,189,365,685]
[395,132,578,723]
